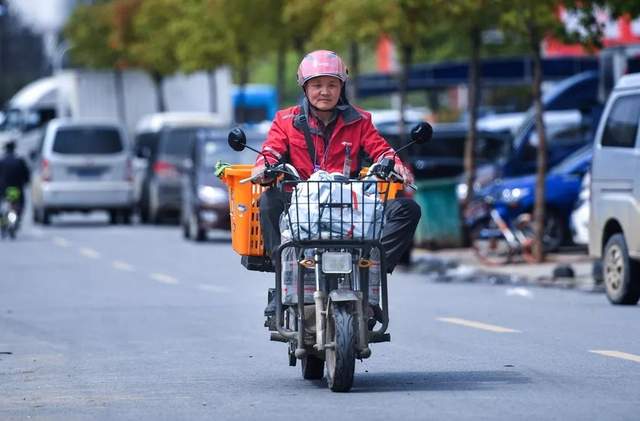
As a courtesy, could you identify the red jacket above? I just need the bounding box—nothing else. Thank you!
[256,102,403,180]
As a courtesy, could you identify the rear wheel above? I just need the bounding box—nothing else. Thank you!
[603,233,640,305]
[471,219,512,266]
[325,303,356,392]
[301,354,324,380]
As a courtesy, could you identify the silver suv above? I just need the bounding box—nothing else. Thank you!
[589,73,640,305]
[31,119,134,225]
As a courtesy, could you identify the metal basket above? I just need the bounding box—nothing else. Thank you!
[280,179,394,242]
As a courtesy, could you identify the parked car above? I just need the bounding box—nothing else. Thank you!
[378,120,511,180]
[503,109,596,178]
[31,119,134,225]
[589,72,640,305]
[133,112,226,223]
[468,144,592,251]
[181,127,262,241]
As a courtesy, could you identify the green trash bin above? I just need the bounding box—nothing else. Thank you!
[413,177,462,248]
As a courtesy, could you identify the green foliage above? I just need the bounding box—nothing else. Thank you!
[173,0,234,72]
[130,0,182,76]
[281,0,327,54]
[64,3,121,68]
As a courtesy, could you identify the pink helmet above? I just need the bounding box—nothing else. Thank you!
[297,50,348,87]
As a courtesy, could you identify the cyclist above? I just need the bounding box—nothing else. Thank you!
[0,140,30,221]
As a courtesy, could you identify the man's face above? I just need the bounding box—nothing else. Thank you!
[305,76,341,111]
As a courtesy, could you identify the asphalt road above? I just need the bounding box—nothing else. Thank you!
[1,212,639,420]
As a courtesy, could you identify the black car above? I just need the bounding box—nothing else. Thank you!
[377,121,511,180]
[181,128,262,241]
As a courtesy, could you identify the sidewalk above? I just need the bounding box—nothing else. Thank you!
[411,246,600,291]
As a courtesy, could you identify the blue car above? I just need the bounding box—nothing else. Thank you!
[468,145,592,251]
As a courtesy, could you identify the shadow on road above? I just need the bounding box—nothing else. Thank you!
[347,369,530,393]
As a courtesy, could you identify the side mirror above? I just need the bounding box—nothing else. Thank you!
[410,122,433,145]
[228,127,246,151]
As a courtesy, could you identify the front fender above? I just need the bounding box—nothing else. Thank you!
[329,289,360,303]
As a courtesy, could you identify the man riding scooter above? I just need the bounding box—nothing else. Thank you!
[253,50,421,320]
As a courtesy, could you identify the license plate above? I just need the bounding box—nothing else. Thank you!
[71,167,104,177]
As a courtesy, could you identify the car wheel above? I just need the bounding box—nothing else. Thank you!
[189,212,205,242]
[542,211,565,252]
[109,210,118,225]
[603,233,640,305]
[121,210,132,225]
[42,208,51,226]
[182,217,190,239]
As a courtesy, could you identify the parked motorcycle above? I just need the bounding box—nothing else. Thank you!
[466,195,536,265]
[0,187,21,240]
[221,122,432,392]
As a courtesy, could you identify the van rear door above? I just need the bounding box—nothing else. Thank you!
[49,126,127,182]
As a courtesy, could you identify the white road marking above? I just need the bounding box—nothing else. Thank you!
[589,350,640,363]
[197,284,231,293]
[52,237,71,247]
[79,247,100,259]
[506,287,533,298]
[112,260,135,272]
[150,273,179,285]
[437,317,521,333]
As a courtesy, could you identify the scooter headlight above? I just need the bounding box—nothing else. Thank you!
[322,252,352,274]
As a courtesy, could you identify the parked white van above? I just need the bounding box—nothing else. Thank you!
[589,73,640,305]
[31,119,134,225]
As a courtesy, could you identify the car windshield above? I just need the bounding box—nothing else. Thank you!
[52,127,123,154]
[200,140,261,170]
[160,127,222,158]
[550,145,592,174]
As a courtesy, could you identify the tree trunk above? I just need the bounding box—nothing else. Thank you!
[276,42,286,109]
[347,41,360,102]
[529,21,547,263]
[207,70,218,113]
[236,56,250,124]
[114,69,127,130]
[397,43,413,154]
[463,26,481,212]
[152,72,166,112]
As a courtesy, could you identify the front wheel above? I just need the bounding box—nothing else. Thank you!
[325,303,356,392]
[603,233,640,305]
[470,219,512,266]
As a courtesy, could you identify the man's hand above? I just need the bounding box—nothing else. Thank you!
[251,165,276,185]
[393,162,415,187]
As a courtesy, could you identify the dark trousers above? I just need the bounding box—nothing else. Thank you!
[258,188,421,271]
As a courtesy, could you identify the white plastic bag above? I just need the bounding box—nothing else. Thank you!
[282,171,385,240]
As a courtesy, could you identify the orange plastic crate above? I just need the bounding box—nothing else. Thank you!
[221,165,266,257]
[221,165,402,257]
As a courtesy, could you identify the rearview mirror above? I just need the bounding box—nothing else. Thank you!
[410,122,433,145]
[228,127,246,151]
